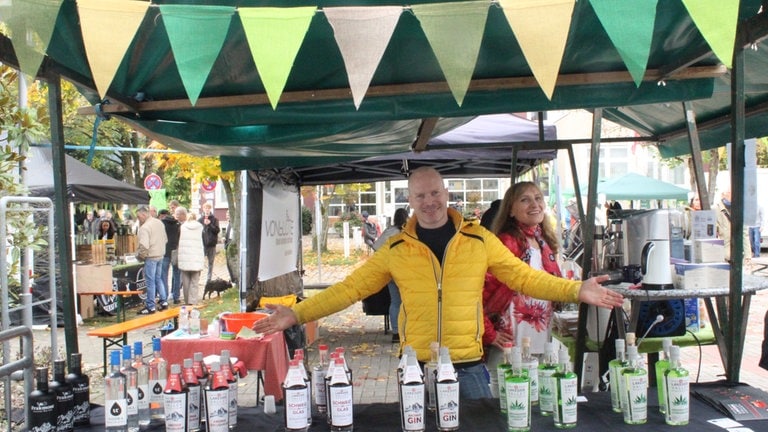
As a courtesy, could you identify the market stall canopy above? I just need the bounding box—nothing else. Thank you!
[567,172,690,201]
[24,146,150,204]
[2,1,767,170]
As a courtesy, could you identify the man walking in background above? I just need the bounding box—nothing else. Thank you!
[136,205,168,314]
[198,201,220,282]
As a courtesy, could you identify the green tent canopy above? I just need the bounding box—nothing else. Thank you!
[565,172,690,201]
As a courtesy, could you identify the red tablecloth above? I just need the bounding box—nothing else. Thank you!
[161,332,289,401]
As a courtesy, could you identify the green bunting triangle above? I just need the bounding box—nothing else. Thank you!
[6,0,64,79]
[590,0,658,87]
[239,7,317,110]
[159,5,235,106]
[411,1,489,107]
[682,0,739,68]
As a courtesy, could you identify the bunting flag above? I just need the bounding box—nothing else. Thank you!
[78,0,149,99]
[239,7,317,110]
[158,5,235,106]
[682,0,740,68]
[590,0,658,87]
[4,0,63,79]
[411,1,489,106]
[324,6,402,109]
[499,0,576,100]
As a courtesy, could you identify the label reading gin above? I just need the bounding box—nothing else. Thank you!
[435,382,459,429]
[401,385,425,430]
[329,386,353,426]
[285,388,309,429]
[555,376,578,424]
[665,376,689,424]
[105,397,127,427]
[163,393,187,432]
[505,381,530,429]
[205,390,229,432]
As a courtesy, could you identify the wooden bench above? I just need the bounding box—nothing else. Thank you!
[87,307,181,374]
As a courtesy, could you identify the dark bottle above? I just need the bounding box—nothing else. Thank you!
[183,358,202,432]
[50,359,75,432]
[65,352,90,426]
[220,350,238,430]
[29,367,57,432]
[163,364,189,432]
[204,362,230,432]
[192,352,208,429]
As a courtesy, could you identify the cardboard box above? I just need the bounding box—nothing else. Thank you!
[691,210,717,240]
[684,298,700,332]
[692,239,725,263]
[673,262,730,290]
[79,295,95,319]
[75,264,113,293]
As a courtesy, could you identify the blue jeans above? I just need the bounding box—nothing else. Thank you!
[144,258,166,310]
[387,281,401,335]
[456,362,492,400]
[161,256,182,302]
[749,226,761,258]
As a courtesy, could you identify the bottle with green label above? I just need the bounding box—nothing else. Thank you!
[552,348,577,429]
[621,345,648,425]
[608,338,627,413]
[663,346,690,426]
[537,341,559,416]
[655,338,673,414]
[505,347,530,432]
[520,337,539,406]
[498,342,513,413]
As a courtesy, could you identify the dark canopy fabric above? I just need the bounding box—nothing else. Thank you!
[24,147,150,204]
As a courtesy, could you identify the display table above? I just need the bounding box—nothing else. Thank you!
[161,332,289,401]
[82,383,768,431]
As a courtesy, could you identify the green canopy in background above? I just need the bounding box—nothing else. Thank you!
[564,172,690,201]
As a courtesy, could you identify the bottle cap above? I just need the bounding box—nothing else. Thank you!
[152,337,161,351]
[522,337,531,347]
[133,341,143,356]
[184,358,193,368]
[170,364,181,374]
[615,338,625,351]
[319,344,328,351]
[110,350,121,366]
[122,344,132,360]
[669,345,681,362]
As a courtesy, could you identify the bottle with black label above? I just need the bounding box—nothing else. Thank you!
[284,359,310,431]
[49,359,74,432]
[132,341,150,428]
[65,352,90,426]
[105,350,128,432]
[434,347,459,432]
[163,364,189,432]
[29,367,57,432]
[183,358,201,431]
[328,357,353,431]
[121,345,139,432]
[205,362,230,432]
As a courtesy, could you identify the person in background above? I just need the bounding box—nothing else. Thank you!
[168,200,182,298]
[92,209,106,238]
[176,207,204,305]
[252,167,623,400]
[361,211,378,249]
[749,204,764,258]
[480,199,501,230]
[159,208,181,304]
[716,189,752,267]
[135,205,168,314]
[372,208,410,343]
[482,182,561,396]
[96,219,116,240]
[82,211,96,237]
[198,201,220,282]
[224,210,237,284]
[683,194,702,240]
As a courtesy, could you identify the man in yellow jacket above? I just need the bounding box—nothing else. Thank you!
[254,167,624,399]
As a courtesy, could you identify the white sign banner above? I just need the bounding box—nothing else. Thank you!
[258,185,299,281]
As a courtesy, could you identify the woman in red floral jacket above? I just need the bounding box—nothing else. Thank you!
[483,181,563,396]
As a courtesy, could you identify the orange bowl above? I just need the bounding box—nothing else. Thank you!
[220,312,268,333]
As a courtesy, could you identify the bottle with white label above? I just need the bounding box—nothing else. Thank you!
[328,357,353,431]
[621,345,648,425]
[219,350,238,430]
[608,338,628,413]
[656,337,673,414]
[399,355,426,431]
[311,344,329,415]
[537,341,559,416]
[324,352,339,426]
[505,347,531,432]
[497,341,513,413]
[663,345,690,426]
[424,341,439,412]
[520,337,539,406]
[204,362,230,432]
[182,358,201,431]
[552,349,578,429]
[294,349,313,426]
[192,352,208,429]
[284,359,310,432]
[434,347,459,432]
[132,342,150,428]
[120,345,139,432]
[163,364,189,432]
[105,350,128,432]
[148,337,167,423]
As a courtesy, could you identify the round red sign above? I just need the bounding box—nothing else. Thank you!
[144,173,163,190]
[200,178,217,192]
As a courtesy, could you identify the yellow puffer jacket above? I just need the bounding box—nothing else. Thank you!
[293,208,581,363]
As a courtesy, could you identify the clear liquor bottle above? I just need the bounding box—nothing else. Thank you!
[193,352,209,429]
[29,367,57,432]
[311,344,329,414]
[498,341,513,413]
[183,358,202,431]
[65,352,90,426]
[324,351,339,426]
[335,346,353,382]
[294,348,313,425]
[179,305,189,333]
[663,346,690,426]
[163,364,189,432]
[132,341,150,428]
[434,347,459,432]
[655,337,673,414]
[327,357,354,432]
[520,337,539,406]
[608,338,627,413]
[147,337,168,422]
[505,347,531,432]
[621,345,648,425]
[219,350,238,430]
[537,341,559,416]
[284,359,310,432]
[552,349,578,429]
[399,355,426,432]
[105,350,128,432]
[49,359,74,432]
[204,362,230,432]
[120,345,139,432]
[424,341,439,412]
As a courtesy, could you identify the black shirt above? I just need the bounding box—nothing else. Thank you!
[415,219,456,264]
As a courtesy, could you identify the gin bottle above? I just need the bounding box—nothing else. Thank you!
[50,359,75,432]
[505,347,531,432]
[284,359,310,432]
[219,350,238,430]
[163,364,189,432]
[520,337,539,406]
[148,337,168,422]
[311,344,329,414]
[105,350,128,432]
[132,341,150,428]
[65,352,90,426]
[537,341,559,416]
[434,347,459,432]
[324,351,339,426]
[498,341,513,413]
[655,337,673,414]
[663,346,690,426]
[327,357,353,432]
[120,345,139,432]
[399,355,426,432]
[183,358,202,431]
[193,352,208,429]
[621,345,648,425]
[29,367,57,432]
[552,349,578,429]
[608,338,627,413]
[424,341,439,412]
[204,362,230,432]
[294,348,312,425]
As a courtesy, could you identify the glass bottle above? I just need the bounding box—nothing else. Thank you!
[29,367,57,432]
[50,359,74,432]
[220,350,238,430]
[537,341,559,416]
[121,345,139,432]
[324,351,339,426]
[311,344,329,414]
[189,308,201,336]
[434,347,459,432]
[552,349,578,429]
[520,337,539,406]
[335,346,353,382]
[204,362,230,432]
[148,337,167,423]
[399,355,426,432]
[193,352,209,428]
[655,337,673,414]
[284,359,310,431]
[424,341,440,412]
[663,346,690,426]
[179,306,189,333]
[505,347,531,432]
[163,364,189,432]
[498,341,513,413]
[183,358,202,431]
[65,352,90,426]
[105,350,128,432]
[132,341,150,428]
[621,345,648,425]
[608,338,627,413]
[294,348,312,425]
[328,357,354,432]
